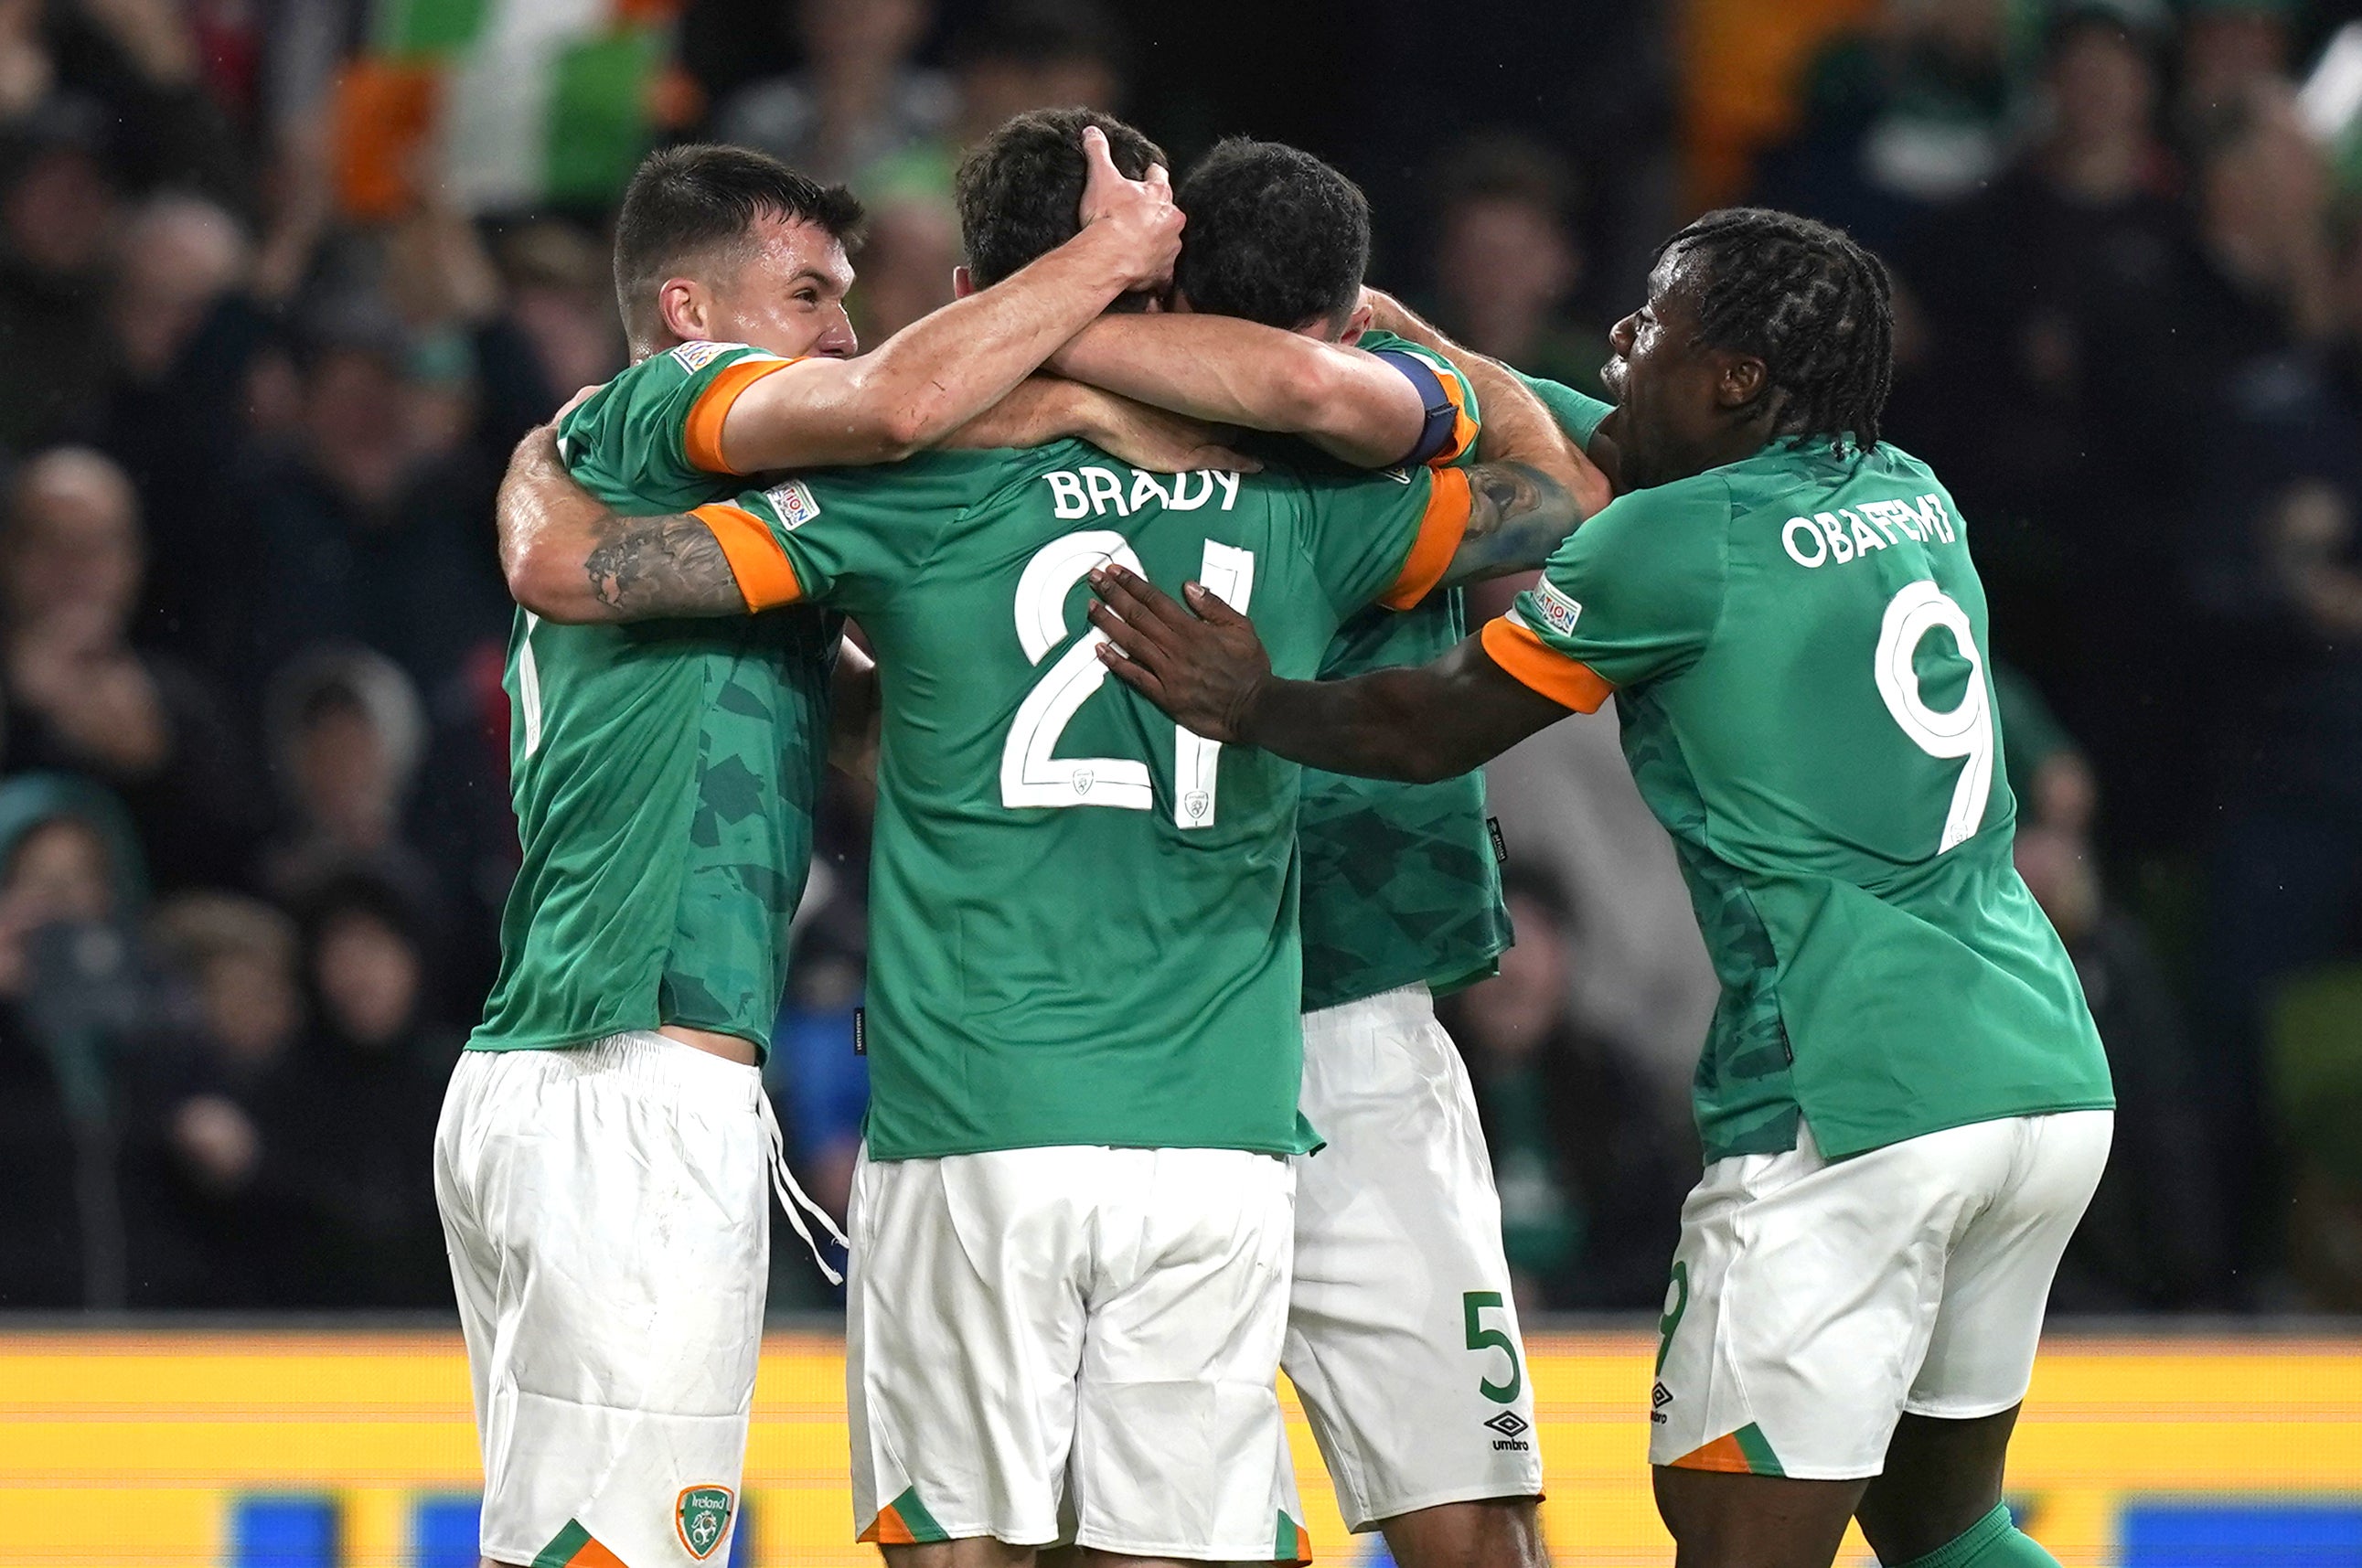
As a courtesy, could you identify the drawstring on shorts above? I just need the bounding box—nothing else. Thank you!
[757,1090,850,1284]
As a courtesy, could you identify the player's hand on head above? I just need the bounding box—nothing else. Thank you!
[1087,565,1271,744]
[1077,124,1182,293]
[1092,398,1261,475]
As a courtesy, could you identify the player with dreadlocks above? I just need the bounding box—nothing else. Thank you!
[1084,207,2114,1568]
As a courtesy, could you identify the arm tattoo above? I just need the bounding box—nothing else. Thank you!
[1438,461,1582,587]
[582,512,745,617]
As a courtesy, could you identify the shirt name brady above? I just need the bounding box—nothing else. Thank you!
[1780,492,1958,570]
[1043,465,1244,519]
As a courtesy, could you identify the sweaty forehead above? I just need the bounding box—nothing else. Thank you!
[745,214,856,291]
[1646,241,1711,313]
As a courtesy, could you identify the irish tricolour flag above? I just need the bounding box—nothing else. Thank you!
[337,0,679,216]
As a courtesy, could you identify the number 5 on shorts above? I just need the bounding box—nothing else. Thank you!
[1463,1290,1523,1404]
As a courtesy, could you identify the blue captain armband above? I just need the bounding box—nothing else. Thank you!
[1370,348,1464,467]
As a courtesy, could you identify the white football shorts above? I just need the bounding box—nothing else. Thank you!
[434,1035,769,1568]
[846,1143,1311,1562]
[1650,1109,2113,1480]
[1283,984,1544,1532]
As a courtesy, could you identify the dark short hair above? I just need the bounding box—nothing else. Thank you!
[955,107,1164,289]
[1656,207,1895,453]
[613,144,864,346]
[1174,138,1368,334]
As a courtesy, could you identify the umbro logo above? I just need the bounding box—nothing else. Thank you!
[1483,1408,1532,1451]
[1652,1381,1673,1409]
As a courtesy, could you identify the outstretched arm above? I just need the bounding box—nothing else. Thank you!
[1085,564,1569,782]
[712,126,1181,473]
[1048,314,1431,467]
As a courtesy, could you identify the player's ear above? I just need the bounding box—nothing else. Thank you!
[1341,297,1374,341]
[951,264,975,300]
[1716,353,1767,411]
[658,278,711,343]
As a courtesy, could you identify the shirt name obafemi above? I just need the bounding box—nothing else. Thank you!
[1780,493,1958,571]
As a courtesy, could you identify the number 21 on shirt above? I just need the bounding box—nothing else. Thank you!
[1000,531,1254,830]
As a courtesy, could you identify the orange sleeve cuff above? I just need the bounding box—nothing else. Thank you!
[1430,372,1478,466]
[1376,465,1473,611]
[1480,614,1614,713]
[682,357,800,475]
[692,503,804,612]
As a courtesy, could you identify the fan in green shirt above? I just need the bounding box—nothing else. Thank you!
[1087,207,2110,1568]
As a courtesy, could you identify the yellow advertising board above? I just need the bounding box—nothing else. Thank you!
[1,1328,2357,1566]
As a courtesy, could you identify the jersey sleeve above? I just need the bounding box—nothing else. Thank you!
[697,451,999,616]
[1299,462,1475,616]
[562,341,807,496]
[1479,475,1728,713]
[1369,337,1480,467]
[1515,371,1615,452]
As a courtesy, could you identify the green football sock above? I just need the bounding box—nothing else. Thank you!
[1887,1503,2061,1568]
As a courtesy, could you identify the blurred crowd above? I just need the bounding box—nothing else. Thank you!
[0,0,2357,1317]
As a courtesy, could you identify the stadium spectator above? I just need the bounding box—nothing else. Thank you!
[95,193,271,660]
[2186,83,2340,351]
[2177,0,2298,139]
[263,871,454,1308]
[123,891,305,1307]
[494,220,625,413]
[1886,2,2192,833]
[1426,133,1608,395]
[0,99,122,452]
[713,0,953,187]
[259,645,444,929]
[0,773,167,1308]
[1442,875,1692,1314]
[1,447,262,892]
[1753,0,2048,252]
[2184,193,2362,1294]
[240,304,510,699]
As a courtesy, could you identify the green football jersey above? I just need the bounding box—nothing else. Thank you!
[1518,371,1617,452]
[472,341,839,1060]
[1486,436,2113,1161]
[1298,328,1509,1011]
[715,441,1467,1158]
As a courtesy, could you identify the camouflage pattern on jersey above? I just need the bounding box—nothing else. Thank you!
[471,341,839,1060]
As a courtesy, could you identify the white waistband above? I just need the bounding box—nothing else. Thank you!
[469,1036,849,1283]
[1302,981,1432,1032]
